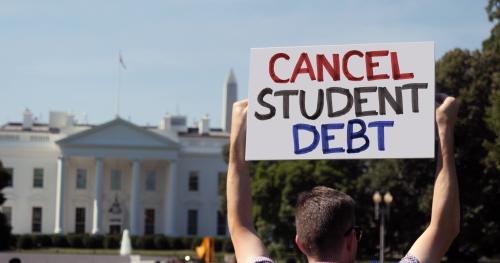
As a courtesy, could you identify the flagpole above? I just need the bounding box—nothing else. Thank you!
[116,51,121,117]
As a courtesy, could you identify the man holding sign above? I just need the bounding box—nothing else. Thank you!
[227,43,460,263]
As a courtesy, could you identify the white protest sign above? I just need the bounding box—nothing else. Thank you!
[246,42,435,160]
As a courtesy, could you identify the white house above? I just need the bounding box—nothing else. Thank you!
[0,71,238,237]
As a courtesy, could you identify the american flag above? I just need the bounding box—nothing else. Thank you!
[119,51,127,70]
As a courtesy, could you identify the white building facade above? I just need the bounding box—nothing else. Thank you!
[0,71,238,237]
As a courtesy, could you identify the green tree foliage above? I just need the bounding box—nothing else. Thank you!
[484,0,500,172]
[0,161,13,250]
[238,1,500,260]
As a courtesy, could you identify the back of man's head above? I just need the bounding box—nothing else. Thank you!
[295,186,356,259]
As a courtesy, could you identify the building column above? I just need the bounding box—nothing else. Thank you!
[92,158,103,234]
[54,156,66,234]
[130,159,141,235]
[164,160,178,235]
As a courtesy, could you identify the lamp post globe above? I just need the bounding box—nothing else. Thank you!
[384,192,393,204]
[373,191,382,204]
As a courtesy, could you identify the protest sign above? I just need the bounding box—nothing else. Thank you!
[246,42,435,160]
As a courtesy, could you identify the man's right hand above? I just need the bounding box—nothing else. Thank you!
[229,99,249,166]
[227,99,268,263]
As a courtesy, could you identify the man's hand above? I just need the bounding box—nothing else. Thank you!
[227,100,268,263]
[229,100,249,166]
[408,94,460,263]
[436,93,458,134]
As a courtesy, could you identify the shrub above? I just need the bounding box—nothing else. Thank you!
[191,236,202,249]
[0,213,11,250]
[154,235,168,250]
[214,237,224,252]
[136,235,155,249]
[51,235,68,248]
[223,238,234,253]
[10,235,18,249]
[181,237,192,249]
[170,237,183,250]
[104,235,120,249]
[67,234,84,248]
[33,235,51,248]
[94,235,104,248]
[17,235,33,249]
[131,236,138,249]
[83,235,103,249]
[134,236,142,249]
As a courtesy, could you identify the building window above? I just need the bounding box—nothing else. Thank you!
[1,206,12,226]
[32,207,42,233]
[217,210,226,235]
[187,209,198,235]
[33,168,44,188]
[76,169,87,189]
[145,170,156,191]
[4,168,13,187]
[144,209,155,235]
[188,171,199,191]
[75,207,86,233]
[111,170,121,190]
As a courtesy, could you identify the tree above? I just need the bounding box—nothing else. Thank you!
[484,0,500,172]
[0,161,12,250]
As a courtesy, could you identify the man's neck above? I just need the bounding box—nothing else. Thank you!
[308,256,341,263]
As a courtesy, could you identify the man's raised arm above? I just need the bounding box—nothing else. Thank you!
[227,100,268,263]
[408,95,460,263]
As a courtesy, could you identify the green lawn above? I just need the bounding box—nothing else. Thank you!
[15,248,197,257]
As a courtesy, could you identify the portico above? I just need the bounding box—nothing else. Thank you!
[55,118,180,236]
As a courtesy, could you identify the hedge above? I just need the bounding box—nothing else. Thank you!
[51,235,68,248]
[67,235,84,248]
[11,234,233,251]
[33,235,51,248]
[104,235,120,249]
[134,235,155,249]
[17,235,33,249]
[153,235,169,250]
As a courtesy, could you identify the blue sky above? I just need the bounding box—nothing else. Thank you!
[0,0,494,128]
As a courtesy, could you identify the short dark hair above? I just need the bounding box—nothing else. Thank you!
[295,186,356,258]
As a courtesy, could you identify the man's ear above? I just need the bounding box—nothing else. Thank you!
[345,231,355,251]
[295,235,306,254]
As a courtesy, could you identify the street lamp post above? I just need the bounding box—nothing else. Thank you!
[373,191,393,263]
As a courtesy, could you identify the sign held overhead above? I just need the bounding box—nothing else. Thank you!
[246,42,435,160]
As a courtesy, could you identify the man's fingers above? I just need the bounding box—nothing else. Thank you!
[231,99,249,134]
[435,93,458,111]
[233,99,248,110]
[441,97,457,109]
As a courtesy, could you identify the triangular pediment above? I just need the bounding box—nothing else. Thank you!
[57,117,178,149]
